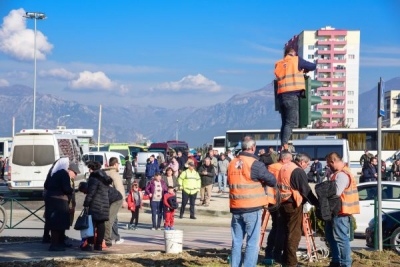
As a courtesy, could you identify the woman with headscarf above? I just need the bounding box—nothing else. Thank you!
[44,157,78,251]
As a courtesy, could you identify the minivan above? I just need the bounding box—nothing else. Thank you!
[8,129,85,194]
[82,151,126,178]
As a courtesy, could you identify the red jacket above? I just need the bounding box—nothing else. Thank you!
[127,189,149,212]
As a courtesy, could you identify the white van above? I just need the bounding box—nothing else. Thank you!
[8,129,85,194]
[82,151,126,178]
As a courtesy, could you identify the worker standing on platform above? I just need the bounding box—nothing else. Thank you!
[278,152,319,267]
[274,47,316,151]
[228,136,276,267]
[325,152,360,267]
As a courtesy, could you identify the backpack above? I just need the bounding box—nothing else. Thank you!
[167,195,179,210]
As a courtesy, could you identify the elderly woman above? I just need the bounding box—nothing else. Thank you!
[44,158,79,251]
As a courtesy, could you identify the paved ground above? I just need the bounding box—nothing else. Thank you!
[0,181,368,262]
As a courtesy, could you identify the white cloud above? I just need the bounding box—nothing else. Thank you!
[151,74,221,92]
[0,8,53,61]
[68,71,115,90]
[0,78,9,87]
[39,68,76,80]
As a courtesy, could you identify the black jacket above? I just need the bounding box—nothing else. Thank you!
[123,160,134,179]
[198,164,216,187]
[259,153,273,167]
[315,181,341,221]
[108,186,123,204]
[83,169,112,221]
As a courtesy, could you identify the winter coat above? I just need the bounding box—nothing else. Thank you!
[108,186,123,204]
[145,179,168,201]
[83,169,112,221]
[315,180,342,221]
[127,188,148,212]
[145,162,160,178]
[162,175,179,189]
[198,164,216,187]
[123,160,134,179]
[104,167,125,203]
[259,153,274,167]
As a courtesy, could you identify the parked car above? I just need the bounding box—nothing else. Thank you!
[355,181,400,235]
[366,210,400,253]
[82,151,126,178]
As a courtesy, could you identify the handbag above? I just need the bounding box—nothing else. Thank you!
[80,215,94,238]
[74,208,89,230]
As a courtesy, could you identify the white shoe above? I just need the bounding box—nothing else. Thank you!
[115,238,124,245]
[151,228,156,231]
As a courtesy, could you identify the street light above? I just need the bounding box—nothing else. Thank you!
[57,114,70,127]
[24,12,46,129]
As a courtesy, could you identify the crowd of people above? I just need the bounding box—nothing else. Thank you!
[228,136,360,267]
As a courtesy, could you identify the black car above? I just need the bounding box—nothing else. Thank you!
[366,210,400,253]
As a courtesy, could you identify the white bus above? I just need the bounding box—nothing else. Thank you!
[226,128,400,166]
[213,136,226,155]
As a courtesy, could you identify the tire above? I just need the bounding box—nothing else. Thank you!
[0,205,7,233]
[390,227,400,253]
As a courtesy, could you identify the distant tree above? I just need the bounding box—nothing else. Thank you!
[313,120,325,129]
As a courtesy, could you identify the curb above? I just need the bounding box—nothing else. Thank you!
[142,202,231,217]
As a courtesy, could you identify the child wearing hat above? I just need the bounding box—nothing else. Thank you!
[163,186,179,230]
[127,181,147,230]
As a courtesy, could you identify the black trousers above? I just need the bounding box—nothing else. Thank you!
[180,191,197,217]
[265,209,286,260]
[130,208,140,226]
[88,220,106,248]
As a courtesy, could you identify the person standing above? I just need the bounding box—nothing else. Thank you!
[362,157,378,182]
[274,47,316,151]
[104,157,128,247]
[123,155,134,193]
[198,157,215,206]
[217,154,229,193]
[228,136,276,267]
[82,161,111,251]
[278,153,319,267]
[325,152,360,267]
[163,186,178,230]
[307,158,323,183]
[259,149,274,167]
[43,158,77,251]
[162,167,179,191]
[127,182,146,230]
[178,160,201,219]
[145,173,168,230]
[359,150,372,168]
[145,155,160,184]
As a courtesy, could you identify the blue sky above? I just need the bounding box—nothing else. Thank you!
[0,0,399,108]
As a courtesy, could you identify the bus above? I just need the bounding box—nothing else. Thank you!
[213,136,226,155]
[128,144,148,160]
[90,143,130,157]
[225,128,400,164]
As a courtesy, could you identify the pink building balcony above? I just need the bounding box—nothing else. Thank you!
[317,68,332,73]
[333,50,347,54]
[316,59,332,63]
[317,49,331,55]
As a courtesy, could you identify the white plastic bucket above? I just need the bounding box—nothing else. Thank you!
[164,230,183,253]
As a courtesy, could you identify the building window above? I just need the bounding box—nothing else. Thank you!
[347,118,354,123]
[308,45,314,50]
[347,100,354,105]
[348,91,354,96]
[348,54,355,59]
[308,55,314,59]
[347,109,354,114]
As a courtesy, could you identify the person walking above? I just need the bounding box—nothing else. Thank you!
[228,136,276,267]
[278,152,319,267]
[274,47,316,151]
[178,160,201,219]
[325,152,360,267]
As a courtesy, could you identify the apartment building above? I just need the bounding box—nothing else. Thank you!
[383,90,400,128]
[285,26,360,128]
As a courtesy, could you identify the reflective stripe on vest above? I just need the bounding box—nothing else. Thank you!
[277,162,303,207]
[266,162,283,205]
[228,155,268,209]
[275,56,305,94]
[331,166,360,215]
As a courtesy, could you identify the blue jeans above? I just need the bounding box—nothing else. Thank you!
[150,201,163,228]
[231,210,261,267]
[218,173,227,191]
[325,216,352,267]
[278,93,299,146]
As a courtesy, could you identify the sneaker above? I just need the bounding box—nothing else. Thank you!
[165,226,170,230]
[105,242,112,247]
[115,238,124,245]
[134,226,138,230]
[170,227,174,230]
[190,216,197,220]
[151,228,156,231]
[81,244,94,251]
[157,228,161,231]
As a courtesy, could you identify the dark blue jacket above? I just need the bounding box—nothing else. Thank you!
[298,56,317,72]
[362,164,377,181]
[310,161,322,174]
[145,162,160,178]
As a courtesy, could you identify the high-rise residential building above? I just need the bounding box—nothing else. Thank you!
[383,90,400,128]
[285,26,360,128]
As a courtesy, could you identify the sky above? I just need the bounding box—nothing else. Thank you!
[0,0,399,109]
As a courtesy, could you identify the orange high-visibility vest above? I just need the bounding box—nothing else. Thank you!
[330,166,360,215]
[266,162,283,205]
[277,162,303,207]
[275,55,305,94]
[228,155,268,210]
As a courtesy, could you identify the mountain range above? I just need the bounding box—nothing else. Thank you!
[0,77,399,147]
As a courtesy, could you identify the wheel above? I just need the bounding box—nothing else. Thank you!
[390,227,400,253]
[0,205,7,233]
